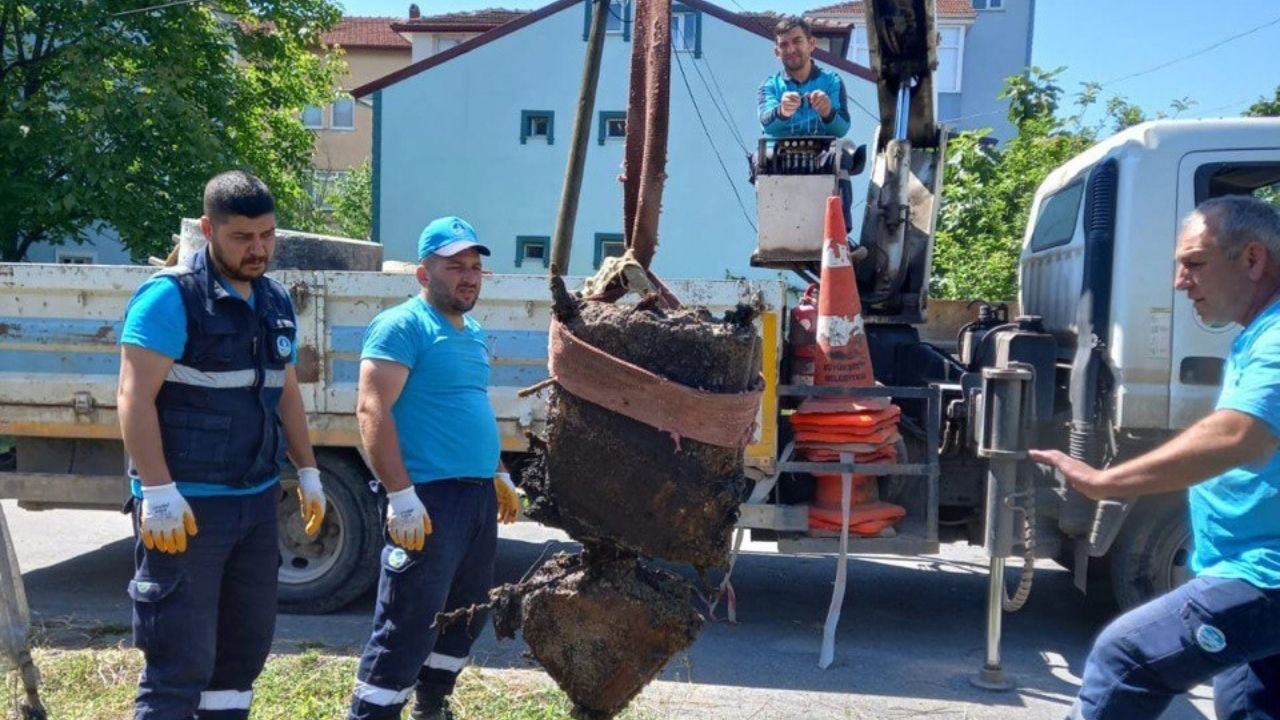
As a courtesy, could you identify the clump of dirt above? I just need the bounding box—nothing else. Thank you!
[446,277,763,719]
[520,278,760,568]
[486,551,702,720]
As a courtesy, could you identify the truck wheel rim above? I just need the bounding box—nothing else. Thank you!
[277,479,345,586]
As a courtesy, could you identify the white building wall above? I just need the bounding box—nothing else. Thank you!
[375,1,877,282]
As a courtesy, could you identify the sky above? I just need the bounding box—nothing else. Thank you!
[335,0,1280,123]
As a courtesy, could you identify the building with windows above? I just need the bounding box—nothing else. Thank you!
[355,0,877,279]
[303,17,413,211]
[808,0,1035,141]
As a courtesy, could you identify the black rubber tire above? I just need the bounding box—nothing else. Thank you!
[277,449,382,614]
[1107,494,1194,611]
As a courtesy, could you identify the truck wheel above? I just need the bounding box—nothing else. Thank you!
[1107,495,1194,611]
[276,450,382,614]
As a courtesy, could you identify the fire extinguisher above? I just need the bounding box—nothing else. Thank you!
[788,284,819,385]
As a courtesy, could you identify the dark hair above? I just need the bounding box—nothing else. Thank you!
[774,15,812,39]
[203,171,275,224]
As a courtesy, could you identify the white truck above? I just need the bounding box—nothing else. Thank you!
[0,262,784,613]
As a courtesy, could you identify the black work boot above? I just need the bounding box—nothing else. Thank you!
[409,692,453,720]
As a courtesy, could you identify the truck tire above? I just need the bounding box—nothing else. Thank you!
[1107,494,1194,611]
[277,449,382,614]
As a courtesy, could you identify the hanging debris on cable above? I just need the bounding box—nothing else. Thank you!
[435,2,765,717]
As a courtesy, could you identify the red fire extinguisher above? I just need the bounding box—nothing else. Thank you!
[788,284,819,386]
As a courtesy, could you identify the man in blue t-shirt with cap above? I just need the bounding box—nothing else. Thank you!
[347,216,522,720]
[1032,195,1280,719]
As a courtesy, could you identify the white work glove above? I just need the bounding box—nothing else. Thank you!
[296,467,326,536]
[386,486,432,551]
[780,91,803,118]
[139,482,199,554]
[495,472,521,525]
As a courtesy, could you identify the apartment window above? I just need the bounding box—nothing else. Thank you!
[606,0,630,34]
[434,36,462,54]
[515,236,550,268]
[598,111,626,144]
[55,250,95,264]
[520,110,554,145]
[851,25,869,67]
[972,0,1003,8]
[935,26,965,93]
[331,97,355,130]
[593,233,625,269]
[585,0,631,41]
[310,170,347,210]
[302,105,324,129]
[671,7,700,55]
[853,25,964,92]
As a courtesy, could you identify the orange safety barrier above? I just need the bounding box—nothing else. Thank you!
[809,502,907,535]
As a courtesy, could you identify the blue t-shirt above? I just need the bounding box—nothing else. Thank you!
[361,296,500,483]
[121,274,294,498]
[1190,299,1280,588]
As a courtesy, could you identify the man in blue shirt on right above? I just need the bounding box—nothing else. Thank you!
[1032,195,1280,719]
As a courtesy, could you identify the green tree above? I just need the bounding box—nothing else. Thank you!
[1245,85,1280,117]
[930,68,1197,300]
[932,67,1093,300]
[0,0,343,261]
[327,162,372,240]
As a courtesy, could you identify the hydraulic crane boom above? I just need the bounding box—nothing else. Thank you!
[856,0,948,322]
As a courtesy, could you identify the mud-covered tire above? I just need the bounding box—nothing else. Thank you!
[1107,494,1194,611]
[277,450,382,614]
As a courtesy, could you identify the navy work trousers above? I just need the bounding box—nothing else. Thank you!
[349,479,498,720]
[1073,576,1280,719]
[130,487,280,720]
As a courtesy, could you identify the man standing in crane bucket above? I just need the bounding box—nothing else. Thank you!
[757,16,862,251]
[1032,195,1280,719]
[758,16,850,140]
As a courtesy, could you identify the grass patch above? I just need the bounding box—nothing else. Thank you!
[4,647,653,719]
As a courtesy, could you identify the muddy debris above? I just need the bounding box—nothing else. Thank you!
[480,551,703,720]
[520,277,761,568]
[448,275,763,719]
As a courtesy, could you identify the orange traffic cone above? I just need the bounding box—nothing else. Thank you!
[803,195,884,414]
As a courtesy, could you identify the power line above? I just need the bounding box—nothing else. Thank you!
[1101,13,1280,87]
[108,0,208,19]
[685,48,751,156]
[672,46,758,234]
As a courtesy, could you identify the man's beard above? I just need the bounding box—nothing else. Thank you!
[211,243,268,282]
[430,285,477,314]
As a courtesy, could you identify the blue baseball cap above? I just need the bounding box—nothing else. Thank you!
[417,216,491,260]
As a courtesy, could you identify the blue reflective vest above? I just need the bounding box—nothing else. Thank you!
[148,248,295,488]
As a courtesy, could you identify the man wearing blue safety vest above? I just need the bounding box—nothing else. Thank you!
[1033,195,1280,719]
[117,170,327,719]
[347,216,521,720]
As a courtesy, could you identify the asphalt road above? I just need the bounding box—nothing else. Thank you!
[2,500,1214,719]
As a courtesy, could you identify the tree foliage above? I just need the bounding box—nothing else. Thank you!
[931,68,1200,300]
[1245,85,1280,117]
[0,0,344,261]
[327,161,372,240]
